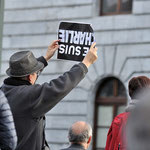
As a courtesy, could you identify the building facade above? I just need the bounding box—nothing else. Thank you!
[0,0,150,149]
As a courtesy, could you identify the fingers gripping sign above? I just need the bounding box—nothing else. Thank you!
[44,40,60,61]
[82,42,98,68]
[91,42,98,58]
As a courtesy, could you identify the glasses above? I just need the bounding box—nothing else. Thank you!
[35,70,41,78]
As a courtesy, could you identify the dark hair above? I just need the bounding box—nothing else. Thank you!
[128,76,150,99]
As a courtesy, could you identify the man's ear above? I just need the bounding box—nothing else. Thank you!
[27,75,32,82]
[87,136,92,144]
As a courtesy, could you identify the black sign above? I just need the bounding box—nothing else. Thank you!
[57,22,95,62]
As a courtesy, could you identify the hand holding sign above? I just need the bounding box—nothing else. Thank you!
[44,40,60,61]
[82,42,98,68]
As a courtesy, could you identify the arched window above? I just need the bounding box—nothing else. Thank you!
[93,77,127,150]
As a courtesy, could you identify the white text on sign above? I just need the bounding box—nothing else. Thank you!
[59,29,94,45]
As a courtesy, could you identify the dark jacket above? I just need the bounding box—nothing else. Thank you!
[61,144,85,150]
[1,56,88,150]
[0,90,17,150]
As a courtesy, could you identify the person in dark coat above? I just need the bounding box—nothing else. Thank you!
[1,40,98,150]
[61,121,92,150]
[0,90,17,150]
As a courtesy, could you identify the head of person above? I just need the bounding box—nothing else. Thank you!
[68,121,92,149]
[6,51,44,85]
[128,76,150,99]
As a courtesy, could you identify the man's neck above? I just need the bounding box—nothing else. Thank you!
[71,142,87,149]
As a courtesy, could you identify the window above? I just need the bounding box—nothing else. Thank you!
[93,77,127,150]
[100,0,133,15]
[0,0,4,58]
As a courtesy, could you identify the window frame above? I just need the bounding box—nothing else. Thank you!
[100,0,133,16]
[92,77,127,150]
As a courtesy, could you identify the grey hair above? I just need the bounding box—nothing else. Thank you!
[68,123,92,143]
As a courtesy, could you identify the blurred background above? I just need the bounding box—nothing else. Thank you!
[0,0,149,149]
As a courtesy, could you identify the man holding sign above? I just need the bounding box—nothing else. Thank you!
[1,30,97,150]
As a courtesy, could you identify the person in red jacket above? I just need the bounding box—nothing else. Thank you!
[105,76,150,150]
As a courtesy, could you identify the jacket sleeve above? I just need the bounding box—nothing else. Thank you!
[31,63,88,117]
[37,56,48,68]
[0,91,17,150]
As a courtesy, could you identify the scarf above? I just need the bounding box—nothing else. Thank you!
[4,77,31,86]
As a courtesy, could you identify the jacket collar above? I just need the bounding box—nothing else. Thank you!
[69,143,85,150]
[4,77,31,86]
[125,99,139,112]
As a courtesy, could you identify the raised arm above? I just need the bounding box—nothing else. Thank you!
[31,42,98,117]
